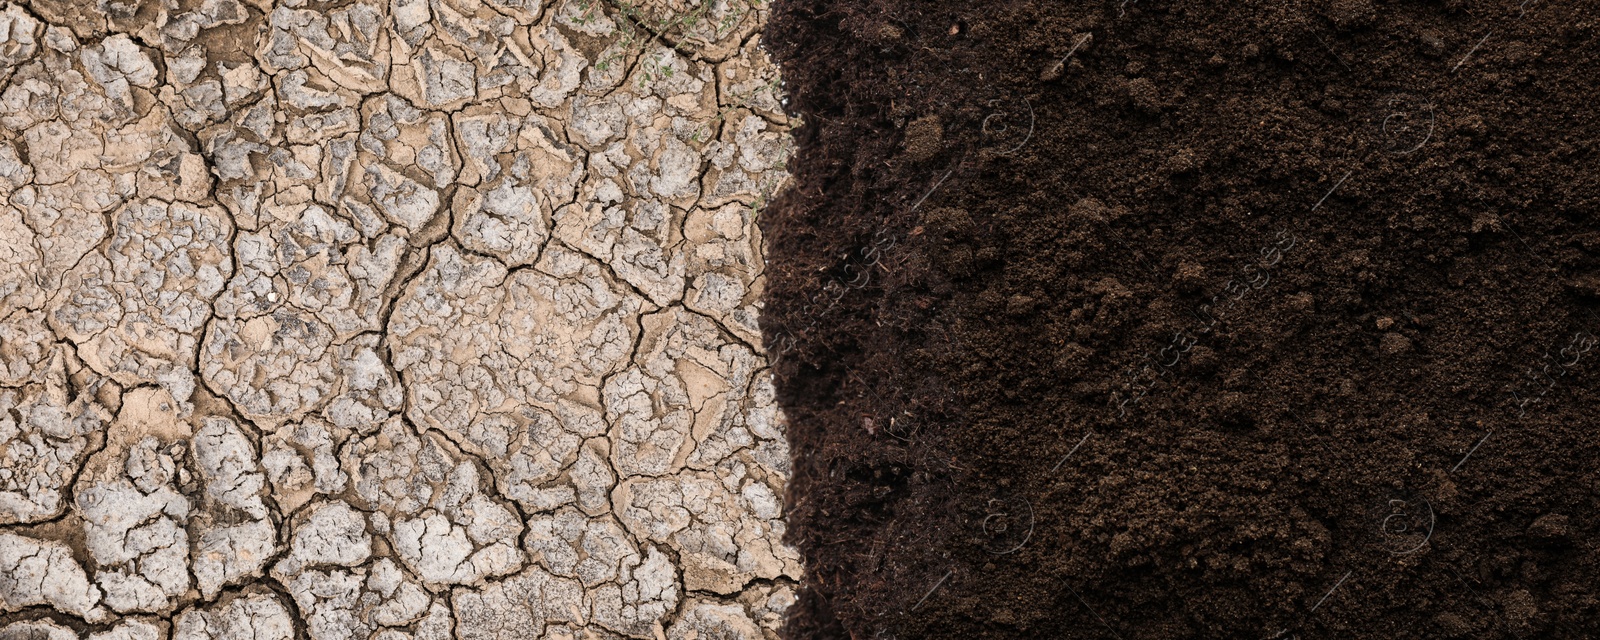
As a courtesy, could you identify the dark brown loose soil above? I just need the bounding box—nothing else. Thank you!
[761,1,1600,638]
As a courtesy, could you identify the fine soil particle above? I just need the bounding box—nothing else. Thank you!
[762,1,1600,638]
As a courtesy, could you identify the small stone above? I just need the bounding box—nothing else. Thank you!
[1527,513,1571,543]
[1379,332,1412,355]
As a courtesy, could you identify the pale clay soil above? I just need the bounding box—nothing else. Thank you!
[0,0,799,638]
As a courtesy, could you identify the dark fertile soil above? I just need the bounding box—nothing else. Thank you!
[760,1,1600,638]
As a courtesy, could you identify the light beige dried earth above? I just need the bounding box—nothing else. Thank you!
[0,0,798,637]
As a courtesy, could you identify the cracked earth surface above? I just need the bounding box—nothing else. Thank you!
[0,0,798,637]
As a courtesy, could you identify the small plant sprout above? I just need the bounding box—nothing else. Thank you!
[572,0,601,26]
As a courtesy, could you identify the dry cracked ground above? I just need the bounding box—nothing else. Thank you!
[0,0,800,638]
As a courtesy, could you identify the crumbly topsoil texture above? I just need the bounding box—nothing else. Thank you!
[764,1,1600,638]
